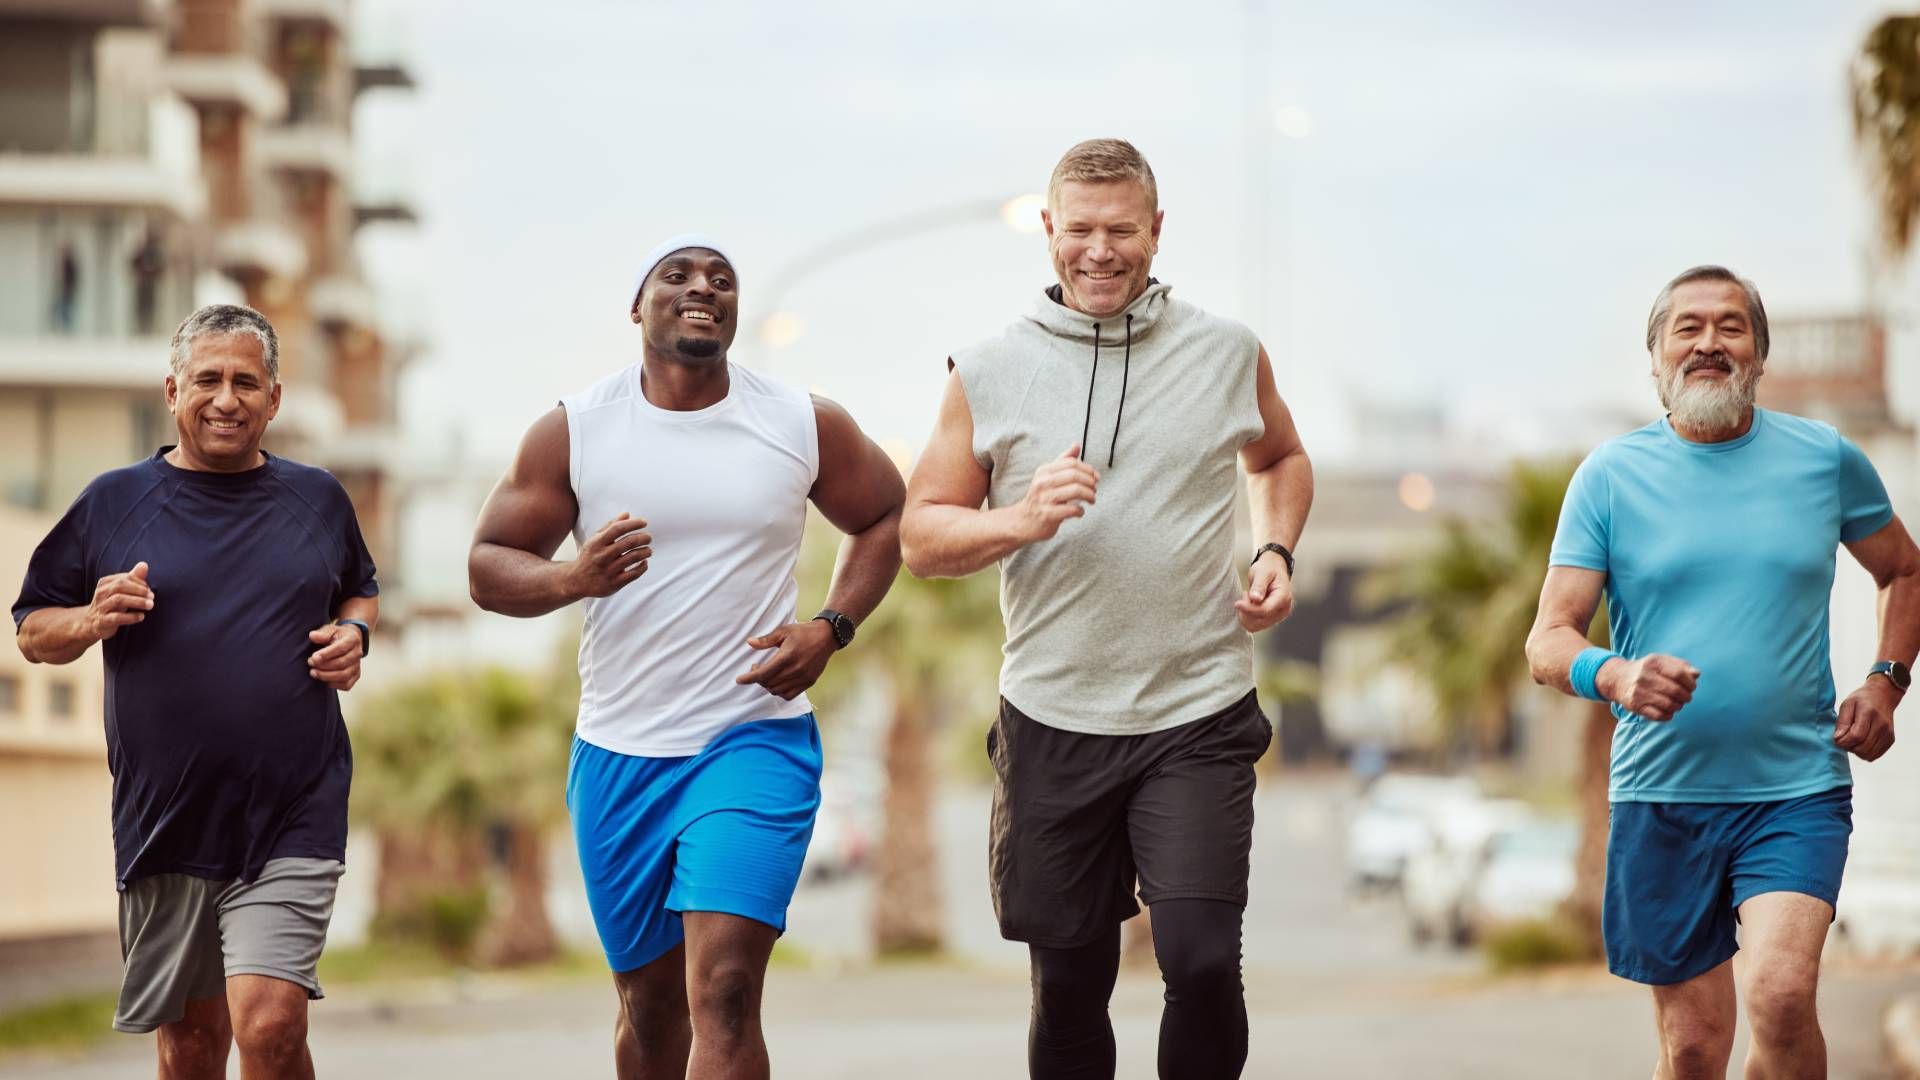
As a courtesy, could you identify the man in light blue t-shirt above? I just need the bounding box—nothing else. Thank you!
[1526,265,1920,1079]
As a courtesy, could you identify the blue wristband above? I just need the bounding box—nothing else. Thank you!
[1570,647,1620,702]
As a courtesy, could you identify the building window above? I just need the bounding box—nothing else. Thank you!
[48,679,75,721]
[0,675,19,719]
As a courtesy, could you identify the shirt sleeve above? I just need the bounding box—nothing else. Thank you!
[12,497,94,629]
[1838,436,1895,543]
[335,507,379,604]
[1548,452,1611,571]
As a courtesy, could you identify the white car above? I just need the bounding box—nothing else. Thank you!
[1462,820,1579,935]
[1346,774,1482,891]
[1401,797,1531,946]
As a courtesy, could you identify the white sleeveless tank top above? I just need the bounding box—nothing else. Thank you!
[561,361,818,756]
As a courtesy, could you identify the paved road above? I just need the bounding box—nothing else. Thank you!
[6,775,1915,1077]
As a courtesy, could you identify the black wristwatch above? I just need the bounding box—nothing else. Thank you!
[813,609,856,650]
[1251,542,1295,579]
[1868,660,1910,693]
[335,618,371,657]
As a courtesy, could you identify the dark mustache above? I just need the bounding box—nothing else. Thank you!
[1682,352,1733,374]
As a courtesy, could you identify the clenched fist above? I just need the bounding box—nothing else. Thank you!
[1016,444,1099,543]
[1597,653,1699,722]
[87,561,153,642]
[566,513,652,600]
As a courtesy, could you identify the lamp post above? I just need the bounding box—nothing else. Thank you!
[750,193,1045,369]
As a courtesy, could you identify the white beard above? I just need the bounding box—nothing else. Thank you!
[1656,356,1758,438]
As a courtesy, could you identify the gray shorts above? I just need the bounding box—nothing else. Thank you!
[115,857,344,1033]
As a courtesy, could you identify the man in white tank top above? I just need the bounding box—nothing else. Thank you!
[469,235,904,1079]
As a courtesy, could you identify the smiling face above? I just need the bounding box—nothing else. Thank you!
[1653,278,1763,436]
[631,248,737,361]
[164,331,281,471]
[1042,179,1163,318]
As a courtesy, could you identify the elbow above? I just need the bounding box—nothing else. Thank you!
[15,631,40,665]
[1522,628,1551,687]
[466,550,497,614]
[897,513,938,579]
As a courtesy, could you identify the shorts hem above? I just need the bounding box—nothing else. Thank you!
[1730,878,1841,910]
[225,965,323,1000]
[998,909,1144,950]
[1610,942,1740,986]
[1137,888,1248,908]
[113,1017,164,1034]
[606,934,684,974]
[667,886,790,934]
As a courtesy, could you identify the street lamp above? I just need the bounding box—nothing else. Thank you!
[752,193,1045,361]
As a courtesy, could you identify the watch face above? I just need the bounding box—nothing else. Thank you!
[1893,661,1912,690]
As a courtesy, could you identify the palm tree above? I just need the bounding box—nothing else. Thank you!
[349,658,575,966]
[801,522,1004,957]
[1377,459,1614,951]
[1854,16,1920,255]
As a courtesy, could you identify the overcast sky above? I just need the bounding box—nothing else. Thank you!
[352,0,1913,469]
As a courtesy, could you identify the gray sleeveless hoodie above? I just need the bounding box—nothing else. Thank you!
[951,281,1266,734]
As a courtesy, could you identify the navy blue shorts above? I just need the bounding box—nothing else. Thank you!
[1603,785,1851,985]
[566,716,823,972]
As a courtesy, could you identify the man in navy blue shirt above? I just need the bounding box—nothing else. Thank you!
[14,304,377,1080]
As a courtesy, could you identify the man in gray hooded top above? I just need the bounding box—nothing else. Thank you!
[900,139,1314,1080]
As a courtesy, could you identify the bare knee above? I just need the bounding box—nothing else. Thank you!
[1745,965,1820,1046]
[232,998,308,1063]
[157,1011,231,1076]
[1661,1021,1734,1080]
[688,960,761,1041]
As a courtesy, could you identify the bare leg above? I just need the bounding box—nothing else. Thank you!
[1738,892,1832,1079]
[226,974,312,1080]
[682,912,779,1080]
[155,994,231,1080]
[612,942,692,1080]
[1650,959,1736,1080]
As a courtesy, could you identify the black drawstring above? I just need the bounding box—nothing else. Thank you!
[1078,316,1134,468]
[1108,314,1132,468]
[1080,324,1101,462]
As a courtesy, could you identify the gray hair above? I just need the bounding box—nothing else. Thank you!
[1645,265,1770,361]
[168,304,279,382]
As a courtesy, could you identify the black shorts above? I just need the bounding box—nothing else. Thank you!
[986,690,1272,948]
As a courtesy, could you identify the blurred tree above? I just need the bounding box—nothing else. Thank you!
[803,519,1004,957]
[1376,459,1613,952]
[349,655,576,966]
[1854,16,1920,254]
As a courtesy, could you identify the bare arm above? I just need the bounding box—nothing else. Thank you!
[17,561,154,665]
[308,593,380,691]
[1525,565,1697,720]
[900,367,1096,578]
[735,398,907,700]
[1833,514,1920,761]
[468,407,651,618]
[1235,345,1313,633]
[809,396,905,625]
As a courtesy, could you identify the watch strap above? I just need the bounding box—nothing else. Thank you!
[1251,542,1295,579]
[335,618,371,657]
[1868,660,1910,692]
[813,609,855,650]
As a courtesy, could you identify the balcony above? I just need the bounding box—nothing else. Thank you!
[215,219,307,280]
[354,61,416,96]
[0,0,168,26]
[0,334,171,391]
[256,124,351,181]
[0,154,202,218]
[165,55,287,119]
[309,274,376,330]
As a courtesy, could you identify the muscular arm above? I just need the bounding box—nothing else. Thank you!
[900,367,1092,578]
[1238,345,1313,554]
[468,407,650,618]
[809,396,905,625]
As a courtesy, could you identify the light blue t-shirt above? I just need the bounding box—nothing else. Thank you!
[1549,408,1893,803]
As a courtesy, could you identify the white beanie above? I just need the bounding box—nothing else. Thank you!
[629,233,734,315]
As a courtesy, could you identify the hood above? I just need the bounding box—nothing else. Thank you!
[1025,280,1172,345]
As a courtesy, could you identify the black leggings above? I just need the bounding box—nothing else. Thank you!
[1027,898,1248,1080]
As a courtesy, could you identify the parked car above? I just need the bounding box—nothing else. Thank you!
[1401,797,1530,946]
[1460,819,1579,937]
[1346,774,1481,892]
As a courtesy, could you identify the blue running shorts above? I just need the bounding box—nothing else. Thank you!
[1603,785,1851,985]
[566,715,823,972]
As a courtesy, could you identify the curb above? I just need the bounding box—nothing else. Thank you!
[1888,993,1920,1079]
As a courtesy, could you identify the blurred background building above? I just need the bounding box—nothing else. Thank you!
[0,0,414,949]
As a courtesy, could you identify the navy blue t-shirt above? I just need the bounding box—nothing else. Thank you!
[12,449,377,887]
